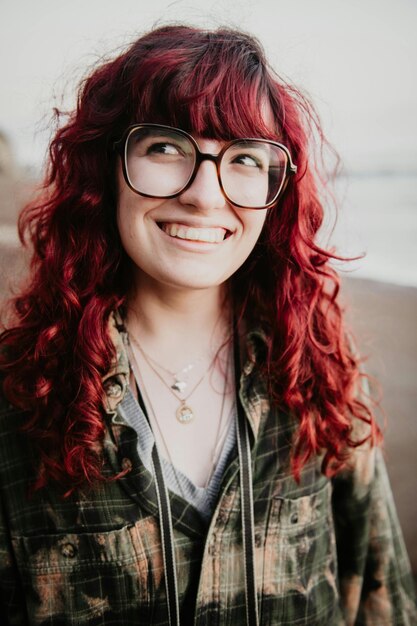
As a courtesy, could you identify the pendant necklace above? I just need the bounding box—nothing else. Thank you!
[134,347,203,393]
[129,332,218,424]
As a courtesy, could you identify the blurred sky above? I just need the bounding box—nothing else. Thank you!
[1,0,417,172]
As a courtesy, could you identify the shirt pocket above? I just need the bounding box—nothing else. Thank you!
[12,520,158,625]
[262,481,339,623]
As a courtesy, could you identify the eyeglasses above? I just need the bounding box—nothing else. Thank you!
[114,123,297,209]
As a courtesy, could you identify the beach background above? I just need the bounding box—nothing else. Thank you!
[1,0,416,585]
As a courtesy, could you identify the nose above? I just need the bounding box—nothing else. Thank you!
[178,160,227,212]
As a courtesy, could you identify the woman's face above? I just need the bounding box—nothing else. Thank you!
[116,135,268,294]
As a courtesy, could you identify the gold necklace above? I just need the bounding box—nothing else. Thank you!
[134,345,204,393]
[129,332,218,424]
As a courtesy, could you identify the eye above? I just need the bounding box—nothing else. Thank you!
[232,154,262,168]
[225,143,270,172]
[146,142,183,156]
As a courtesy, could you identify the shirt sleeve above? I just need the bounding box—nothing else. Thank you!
[332,440,417,625]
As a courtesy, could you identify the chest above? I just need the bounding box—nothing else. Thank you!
[129,369,236,488]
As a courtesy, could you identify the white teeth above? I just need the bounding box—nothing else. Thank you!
[161,223,227,243]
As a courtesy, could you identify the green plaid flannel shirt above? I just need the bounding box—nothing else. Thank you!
[0,314,416,625]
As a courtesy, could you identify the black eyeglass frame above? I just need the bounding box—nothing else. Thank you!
[114,123,297,210]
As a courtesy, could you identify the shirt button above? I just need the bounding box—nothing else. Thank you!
[61,542,77,558]
[121,457,133,472]
[104,380,123,398]
[290,512,299,524]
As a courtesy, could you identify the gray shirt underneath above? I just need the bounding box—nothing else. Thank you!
[119,386,237,522]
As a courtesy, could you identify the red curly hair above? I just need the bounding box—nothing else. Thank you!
[0,25,379,491]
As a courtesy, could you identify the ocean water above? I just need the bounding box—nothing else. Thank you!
[322,174,417,287]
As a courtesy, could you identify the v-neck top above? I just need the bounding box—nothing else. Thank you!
[118,386,237,522]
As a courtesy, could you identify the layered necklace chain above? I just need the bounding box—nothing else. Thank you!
[127,335,234,495]
[129,332,218,425]
[135,344,204,394]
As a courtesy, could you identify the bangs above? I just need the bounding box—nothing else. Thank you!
[129,28,281,141]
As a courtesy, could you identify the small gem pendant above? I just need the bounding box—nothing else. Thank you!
[171,380,187,393]
[176,403,194,424]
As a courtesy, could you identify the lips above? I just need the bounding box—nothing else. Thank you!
[159,222,229,243]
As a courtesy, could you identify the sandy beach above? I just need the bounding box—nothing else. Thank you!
[342,276,417,574]
[1,175,416,581]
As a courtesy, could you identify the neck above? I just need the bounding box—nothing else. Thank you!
[125,278,231,366]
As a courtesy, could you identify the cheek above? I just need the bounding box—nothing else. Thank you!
[116,185,161,244]
[242,211,267,247]
[116,197,136,250]
[116,189,152,264]
[116,165,145,236]
[230,212,267,275]
[116,173,134,228]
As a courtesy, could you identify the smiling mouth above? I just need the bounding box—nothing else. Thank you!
[158,222,231,243]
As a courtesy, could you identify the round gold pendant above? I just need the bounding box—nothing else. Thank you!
[176,403,194,424]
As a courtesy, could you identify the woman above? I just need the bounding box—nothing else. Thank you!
[0,25,415,626]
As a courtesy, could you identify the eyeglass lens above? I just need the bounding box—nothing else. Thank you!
[125,126,289,208]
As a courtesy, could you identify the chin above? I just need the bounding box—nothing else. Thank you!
[162,275,227,291]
